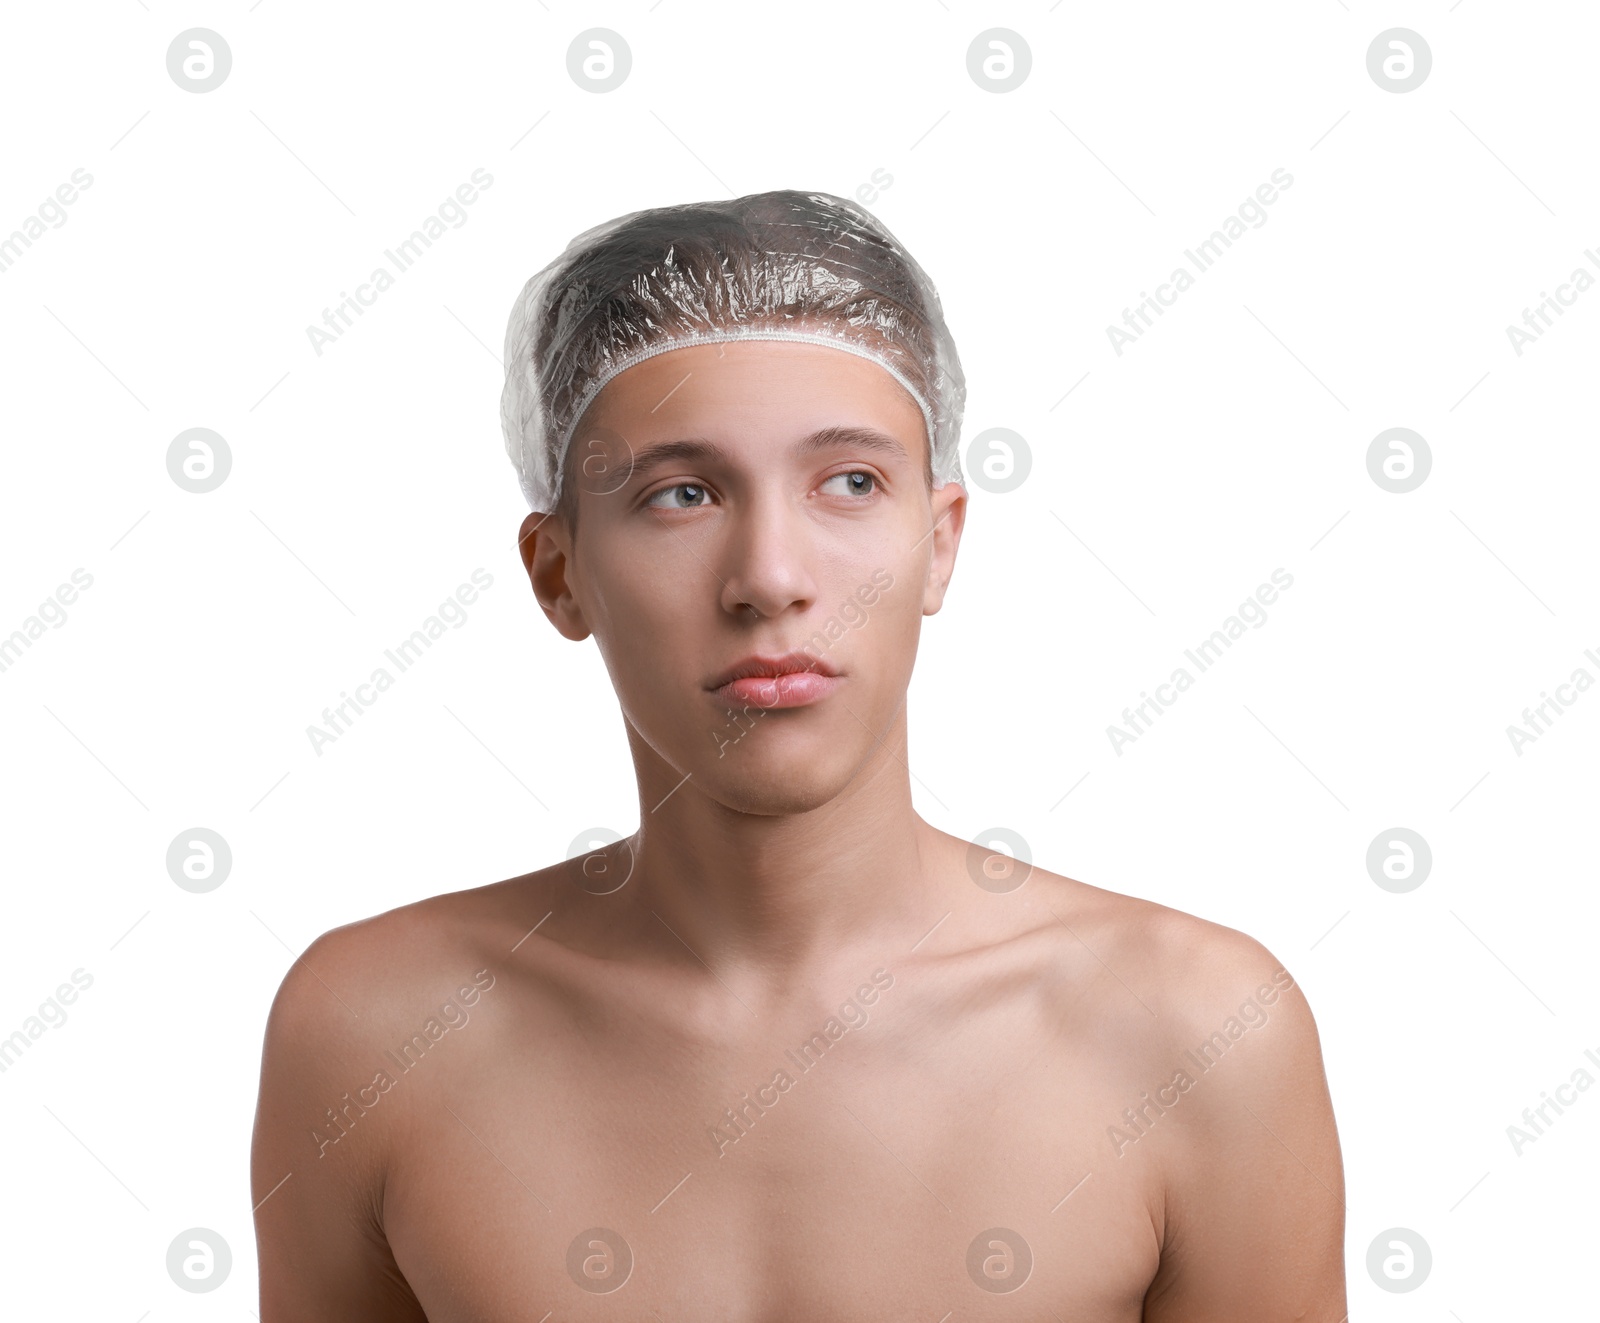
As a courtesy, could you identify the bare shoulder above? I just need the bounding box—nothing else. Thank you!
[1018,870,1346,1318]
[1016,866,1300,1015]
[250,868,568,1321]
[251,876,536,1172]
[249,903,430,1319]
[254,862,574,1101]
[272,863,572,1001]
[259,851,621,1072]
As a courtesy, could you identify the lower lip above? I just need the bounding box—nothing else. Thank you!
[713,672,842,709]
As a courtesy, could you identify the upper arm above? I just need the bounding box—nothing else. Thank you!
[1143,932,1347,1322]
[250,927,428,1322]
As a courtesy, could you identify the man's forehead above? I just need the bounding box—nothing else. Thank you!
[588,343,925,447]
[623,426,914,477]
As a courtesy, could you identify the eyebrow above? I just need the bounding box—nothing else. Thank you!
[624,425,910,480]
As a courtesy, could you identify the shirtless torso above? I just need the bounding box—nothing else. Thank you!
[251,829,1346,1321]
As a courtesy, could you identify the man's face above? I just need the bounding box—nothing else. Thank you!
[524,339,966,815]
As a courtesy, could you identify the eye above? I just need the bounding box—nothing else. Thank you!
[645,482,712,510]
[820,470,878,498]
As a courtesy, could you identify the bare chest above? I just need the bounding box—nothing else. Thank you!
[379,969,1164,1321]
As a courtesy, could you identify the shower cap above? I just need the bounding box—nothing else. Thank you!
[499,188,967,512]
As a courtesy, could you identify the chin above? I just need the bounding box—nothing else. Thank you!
[695,730,863,815]
[704,774,850,817]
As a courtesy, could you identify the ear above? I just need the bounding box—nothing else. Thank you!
[921,481,967,615]
[518,510,591,641]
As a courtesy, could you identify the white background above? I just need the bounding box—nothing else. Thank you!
[1,1,1595,1316]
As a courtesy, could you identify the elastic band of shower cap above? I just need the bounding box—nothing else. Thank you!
[549,327,944,510]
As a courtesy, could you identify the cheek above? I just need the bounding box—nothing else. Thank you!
[585,540,689,633]
[853,540,924,627]
[830,558,924,684]
[877,589,926,685]
[586,563,710,715]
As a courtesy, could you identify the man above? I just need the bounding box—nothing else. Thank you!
[251,190,1346,1319]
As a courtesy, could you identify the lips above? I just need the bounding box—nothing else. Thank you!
[708,651,837,689]
[707,651,842,710]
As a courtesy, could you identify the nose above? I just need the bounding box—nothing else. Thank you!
[715,488,818,621]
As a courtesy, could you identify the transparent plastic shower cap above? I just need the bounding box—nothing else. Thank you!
[499,189,967,513]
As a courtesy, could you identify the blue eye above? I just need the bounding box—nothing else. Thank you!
[646,483,710,509]
[822,471,877,497]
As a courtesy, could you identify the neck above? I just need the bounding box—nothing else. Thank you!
[618,705,952,1000]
